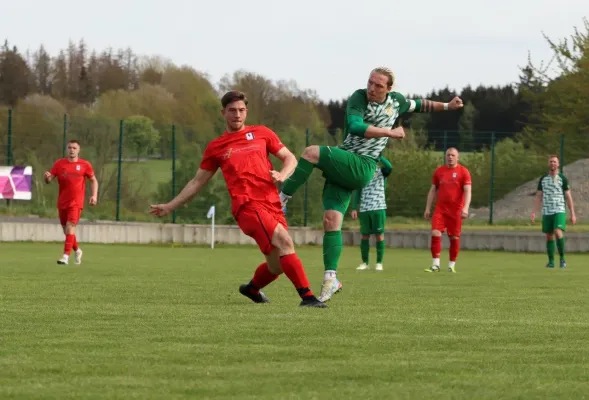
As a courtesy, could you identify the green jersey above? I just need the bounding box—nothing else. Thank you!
[352,157,393,212]
[341,89,419,159]
[537,173,569,215]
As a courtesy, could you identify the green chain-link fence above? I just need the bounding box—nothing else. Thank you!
[2,108,588,226]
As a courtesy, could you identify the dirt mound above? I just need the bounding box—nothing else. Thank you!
[471,159,589,221]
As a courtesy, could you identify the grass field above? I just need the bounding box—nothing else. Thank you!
[2,243,589,399]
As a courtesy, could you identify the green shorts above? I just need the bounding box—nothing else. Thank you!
[542,213,566,233]
[317,146,377,214]
[359,210,386,235]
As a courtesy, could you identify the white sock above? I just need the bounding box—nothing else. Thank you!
[449,261,456,268]
[324,270,336,280]
[63,254,69,260]
[433,258,440,266]
[75,248,82,253]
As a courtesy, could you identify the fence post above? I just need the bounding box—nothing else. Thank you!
[443,131,448,157]
[560,134,565,174]
[488,132,496,225]
[62,114,68,157]
[303,128,310,227]
[171,125,177,224]
[115,120,124,222]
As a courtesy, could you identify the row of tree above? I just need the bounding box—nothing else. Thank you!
[0,18,587,223]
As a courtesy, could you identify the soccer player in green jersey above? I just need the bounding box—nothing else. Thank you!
[279,66,464,302]
[350,156,392,271]
[531,155,576,268]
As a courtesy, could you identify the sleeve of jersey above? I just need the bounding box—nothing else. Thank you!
[432,170,439,187]
[50,161,60,176]
[463,168,472,185]
[199,144,218,172]
[85,162,95,178]
[562,175,570,190]
[263,127,285,154]
[379,157,393,177]
[346,90,370,137]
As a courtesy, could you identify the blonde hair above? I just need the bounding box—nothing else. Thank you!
[371,66,395,87]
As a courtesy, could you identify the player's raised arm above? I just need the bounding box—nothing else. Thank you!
[403,96,464,113]
[346,90,405,140]
[150,168,215,217]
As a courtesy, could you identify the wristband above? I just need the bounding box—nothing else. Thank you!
[443,103,449,111]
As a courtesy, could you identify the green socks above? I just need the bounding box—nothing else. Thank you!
[281,157,315,196]
[556,237,566,260]
[376,240,385,263]
[323,231,343,271]
[547,240,556,263]
[360,239,369,263]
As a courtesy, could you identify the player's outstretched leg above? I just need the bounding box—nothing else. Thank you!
[240,262,280,303]
[357,235,370,270]
[426,231,442,272]
[546,233,556,268]
[279,146,320,205]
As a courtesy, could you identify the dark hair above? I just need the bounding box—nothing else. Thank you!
[67,139,81,146]
[221,90,248,108]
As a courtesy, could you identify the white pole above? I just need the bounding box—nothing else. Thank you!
[211,211,215,249]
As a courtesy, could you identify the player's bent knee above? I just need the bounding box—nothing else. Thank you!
[271,224,295,255]
[301,146,320,164]
[323,210,342,231]
[554,229,563,238]
[546,233,554,240]
[431,230,442,236]
[376,234,384,242]
[65,223,76,235]
[361,235,370,240]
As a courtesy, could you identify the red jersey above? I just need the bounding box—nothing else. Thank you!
[50,158,95,210]
[200,125,285,216]
[432,164,471,214]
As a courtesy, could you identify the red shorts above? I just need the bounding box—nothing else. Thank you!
[236,203,288,255]
[59,208,82,226]
[432,211,462,237]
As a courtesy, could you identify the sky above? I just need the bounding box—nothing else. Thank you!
[1,0,587,101]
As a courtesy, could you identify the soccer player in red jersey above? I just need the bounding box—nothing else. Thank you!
[149,90,326,308]
[44,140,98,265]
[423,147,472,273]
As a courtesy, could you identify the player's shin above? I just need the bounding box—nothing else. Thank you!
[449,237,460,268]
[64,234,75,256]
[431,236,442,266]
[279,254,315,299]
[361,239,370,263]
[73,235,79,251]
[280,158,314,197]
[546,240,556,263]
[376,240,385,263]
[248,262,281,294]
[556,237,566,260]
[323,231,343,277]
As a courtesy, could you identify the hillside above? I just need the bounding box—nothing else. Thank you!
[471,159,589,221]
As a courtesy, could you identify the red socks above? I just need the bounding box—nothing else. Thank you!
[450,238,460,262]
[73,235,79,251]
[280,254,314,298]
[64,234,75,255]
[249,263,281,294]
[431,236,441,258]
[247,254,315,300]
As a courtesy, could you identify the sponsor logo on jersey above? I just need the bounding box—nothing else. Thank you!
[245,132,254,140]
